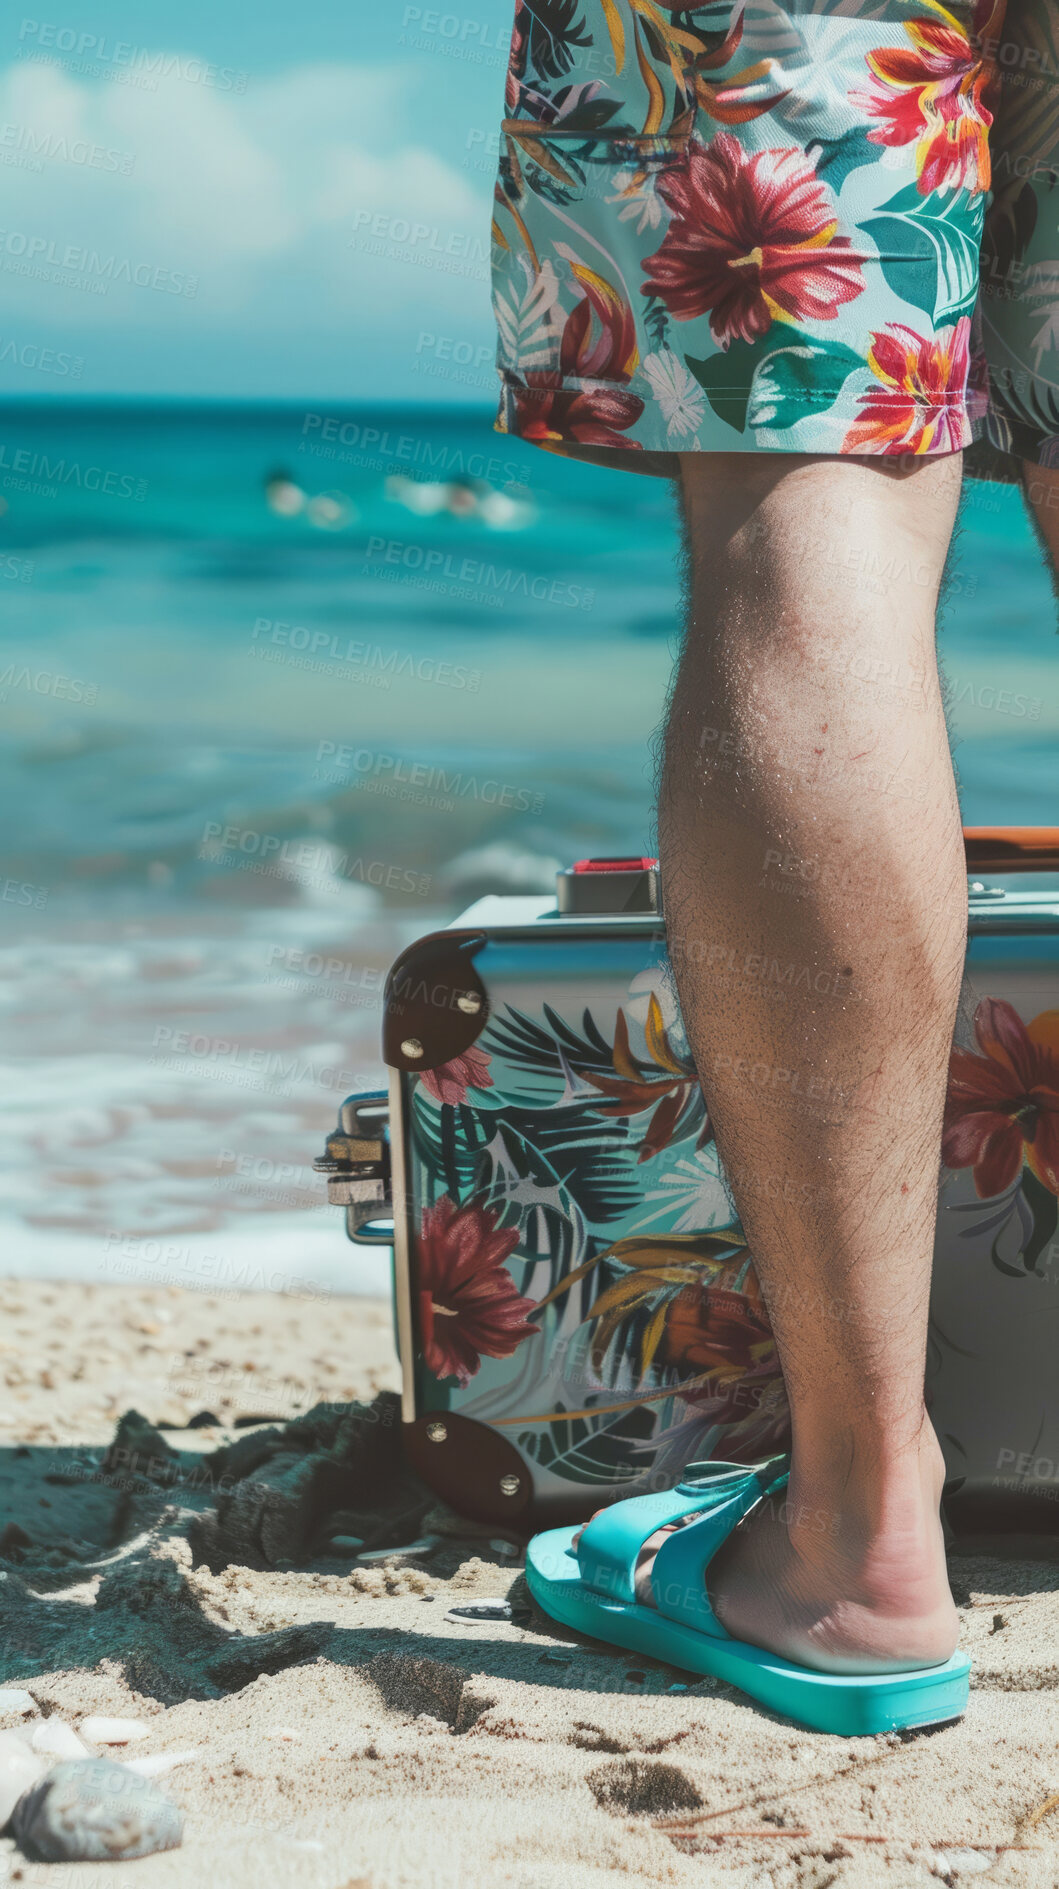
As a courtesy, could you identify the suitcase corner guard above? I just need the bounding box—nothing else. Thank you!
[314,1089,393,1244]
[403,1410,534,1527]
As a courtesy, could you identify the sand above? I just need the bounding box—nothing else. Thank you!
[1,1279,1058,1889]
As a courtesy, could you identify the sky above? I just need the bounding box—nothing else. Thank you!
[0,0,510,399]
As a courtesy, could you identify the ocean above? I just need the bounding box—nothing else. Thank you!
[1,400,1056,1296]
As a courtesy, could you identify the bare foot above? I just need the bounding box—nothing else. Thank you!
[706,1433,959,1674]
[573,1433,959,1675]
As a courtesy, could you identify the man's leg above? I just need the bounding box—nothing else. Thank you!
[1021,461,1059,589]
[658,450,965,1674]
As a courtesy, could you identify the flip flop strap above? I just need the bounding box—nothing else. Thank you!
[577,1459,783,1607]
[650,1456,790,1638]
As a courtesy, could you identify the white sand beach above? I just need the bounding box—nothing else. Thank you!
[1,1278,1058,1889]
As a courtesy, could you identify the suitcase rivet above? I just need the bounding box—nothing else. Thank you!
[456,992,482,1015]
[401,1037,425,1059]
[499,1474,521,1497]
[426,1420,447,1443]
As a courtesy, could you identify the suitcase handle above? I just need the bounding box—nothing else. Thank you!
[962,827,1059,872]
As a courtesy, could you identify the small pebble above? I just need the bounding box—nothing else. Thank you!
[81,1717,148,1746]
[0,1731,45,1828]
[0,1690,35,1718]
[123,1750,198,1779]
[489,1539,520,1558]
[668,1683,688,1694]
[327,1535,365,1553]
[12,1758,183,1862]
[446,1599,512,1623]
[31,1720,88,1760]
[930,1851,994,1878]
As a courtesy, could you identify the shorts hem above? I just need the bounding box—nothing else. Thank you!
[495,369,973,476]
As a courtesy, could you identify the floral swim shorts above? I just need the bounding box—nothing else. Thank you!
[490,0,1059,473]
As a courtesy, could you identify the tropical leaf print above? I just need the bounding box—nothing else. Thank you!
[946,1170,1059,1281]
[517,1399,659,1488]
[412,1088,642,1228]
[861,182,983,325]
[982,0,1059,279]
[990,375,1059,450]
[1024,262,1059,371]
[746,330,866,431]
[575,1231,753,1373]
[578,1000,710,1160]
[484,1000,620,1087]
[518,1227,787,1462]
[686,4,791,128]
[685,323,863,436]
[493,254,564,370]
[808,124,882,195]
[521,0,593,81]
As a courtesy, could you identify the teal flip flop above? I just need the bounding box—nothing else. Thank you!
[526,1457,970,1736]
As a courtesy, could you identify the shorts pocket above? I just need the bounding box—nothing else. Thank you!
[492,116,693,308]
[498,115,693,201]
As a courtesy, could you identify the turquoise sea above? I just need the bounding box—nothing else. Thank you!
[0,400,1056,1290]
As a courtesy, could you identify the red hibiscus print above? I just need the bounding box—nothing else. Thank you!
[514,265,644,449]
[664,1278,775,1380]
[417,1195,540,1386]
[843,318,971,454]
[943,999,1059,1198]
[420,1045,493,1107]
[641,133,866,346]
[851,9,998,196]
[663,1270,787,1442]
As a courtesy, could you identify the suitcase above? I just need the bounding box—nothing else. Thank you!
[316,828,1059,1536]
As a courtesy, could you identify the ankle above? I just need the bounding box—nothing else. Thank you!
[782,1421,948,1575]
[789,1410,945,1510]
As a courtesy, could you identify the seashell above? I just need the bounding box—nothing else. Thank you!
[31,1720,88,1760]
[12,1758,183,1862]
[355,1534,440,1563]
[81,1716,148,1746]
[123,1749,198,1779]
[446,1599,512,1623]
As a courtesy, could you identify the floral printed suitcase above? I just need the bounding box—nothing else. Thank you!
[317,831,1059,1535]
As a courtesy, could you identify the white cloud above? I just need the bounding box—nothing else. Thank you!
[0,55,493,334]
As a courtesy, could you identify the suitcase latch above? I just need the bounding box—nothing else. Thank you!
[314,1090,392,1244]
